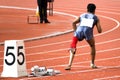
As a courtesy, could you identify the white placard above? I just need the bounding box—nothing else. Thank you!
[80,18,94,28]
[1,40,28,77]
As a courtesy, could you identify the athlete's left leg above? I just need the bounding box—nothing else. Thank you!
[87,38,97,68]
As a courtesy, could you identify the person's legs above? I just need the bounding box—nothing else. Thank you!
[65,36,78,70]
[86,38,97,68]
[43,7,50,23]
[39,7,44,23]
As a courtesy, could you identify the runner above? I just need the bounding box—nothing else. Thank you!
[65,3,102,70]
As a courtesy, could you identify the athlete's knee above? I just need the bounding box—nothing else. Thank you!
[69,48,76,54]
[87,38,95,47]
[90,44,95,47]
[87,40,95,47]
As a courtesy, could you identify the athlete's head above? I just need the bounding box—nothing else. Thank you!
[87,3,96,13]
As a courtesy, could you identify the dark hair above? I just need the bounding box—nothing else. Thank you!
[87,3,96,13]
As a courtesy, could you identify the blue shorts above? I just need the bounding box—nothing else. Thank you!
[74,26,93,41]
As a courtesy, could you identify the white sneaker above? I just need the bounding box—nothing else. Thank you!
[90,64,97,69]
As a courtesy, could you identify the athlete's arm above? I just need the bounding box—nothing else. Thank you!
[96,18,102,33]
[72,17,80,31]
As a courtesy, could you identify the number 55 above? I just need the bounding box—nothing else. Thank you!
[5,46,25,66]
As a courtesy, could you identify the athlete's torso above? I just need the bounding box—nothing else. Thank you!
[74,13,98,41]
[76,13,98,32]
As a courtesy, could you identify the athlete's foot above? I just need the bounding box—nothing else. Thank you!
[90,64,97,69]
[65,65,71,70]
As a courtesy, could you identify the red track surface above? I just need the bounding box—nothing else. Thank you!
[0,0,120,80]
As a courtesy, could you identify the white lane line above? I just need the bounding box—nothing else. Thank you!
[46,55,120,68]
[0,37,120,60]
[93,76,120,80]
[0,46,120,68]
[0,5,119,79]
[54,8,120,15]
[0,6,119,45]
[0,38,120,61]
[0,5,120,66]
[25,37,120,49]
[19,65,120,80]
[0,6,119,56]
[23,38,120,56]
[0,5,118,69]
[0,36,120,58]
[0,47,119,67]
[26,47,120,64]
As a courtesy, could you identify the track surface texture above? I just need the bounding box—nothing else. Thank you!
[0,0,120,80]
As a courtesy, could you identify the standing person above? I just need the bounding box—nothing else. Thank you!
[37,0,50,23]
[65,3,102,70]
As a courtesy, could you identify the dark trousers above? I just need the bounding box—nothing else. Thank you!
[37,0,48,22]
[39,6,48,21]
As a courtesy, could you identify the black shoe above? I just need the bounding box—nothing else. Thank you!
[40,20,43,23]
[45,20,50,23]
[65,65,71,70]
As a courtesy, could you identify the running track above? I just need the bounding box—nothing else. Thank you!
[0,0,120,80]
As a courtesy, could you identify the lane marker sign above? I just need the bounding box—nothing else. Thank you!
[1,40,28,77]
